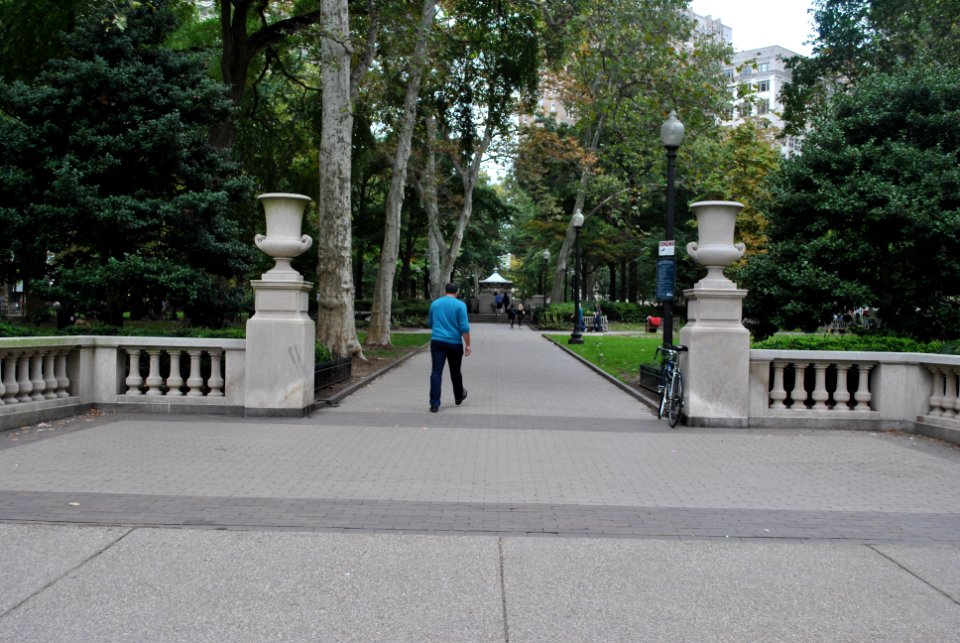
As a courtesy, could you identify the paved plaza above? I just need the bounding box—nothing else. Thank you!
[0,323,958,640]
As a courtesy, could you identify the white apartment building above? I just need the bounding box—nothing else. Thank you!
[724,45,803,156]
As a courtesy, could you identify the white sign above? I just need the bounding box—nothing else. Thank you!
[658,240,675,257]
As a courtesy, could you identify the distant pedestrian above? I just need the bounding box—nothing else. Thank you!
[516,303,525,327]
[592,308,604,332]
[508,302,517,328]
[428,282,472,413]
[503,292,511,311]
[495,291,504,316]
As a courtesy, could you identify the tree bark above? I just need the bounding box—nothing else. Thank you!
[366,0,436,346]
[316,0,361,359]
[418,115,444,300]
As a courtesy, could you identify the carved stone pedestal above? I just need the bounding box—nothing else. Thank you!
[679,201,750,427]
[244,193,315,416]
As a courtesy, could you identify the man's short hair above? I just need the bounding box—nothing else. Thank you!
[444,282,459,294]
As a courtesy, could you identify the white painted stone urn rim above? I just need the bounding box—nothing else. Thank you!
[689,200,745,209]
[258,192,313,202]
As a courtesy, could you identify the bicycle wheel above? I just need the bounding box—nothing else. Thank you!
[667,371,684,428]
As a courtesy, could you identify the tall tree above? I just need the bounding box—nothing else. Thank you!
[0,0,94,82]
[365,0,437,347]
[0,0,256,326]
[780,0,960,135]
[741,65,960,341]
[416,0,540,299]
[316,0,363,357]
[212,0,322,148]
[541,0,730,302]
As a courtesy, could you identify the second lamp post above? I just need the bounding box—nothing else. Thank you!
[569,210,585,344]
[659,110,684,346]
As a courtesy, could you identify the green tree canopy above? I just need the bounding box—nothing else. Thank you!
[0,0,255,326]
[781,0,960,135]
[741,65,960,341]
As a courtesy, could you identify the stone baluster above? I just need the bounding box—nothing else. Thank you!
[207,350,224,397]
[166,350,184,396]
[29,351,46,401]
[853,364,873,410]
[145,349,164,396]
[941,367,958,419]
[186,350,204,397]
[788,362,809,409]
[926,366,944,416]
[1,352,18,404]
[43,351,58,399]
[954,369,960,418]
[833,363,852,410]
[811,362,830,410]
[16,352,33,402]
[125,349,144,396]
[769,362,787,409]
[55,350,71,398]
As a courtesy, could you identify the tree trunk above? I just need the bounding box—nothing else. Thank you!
[438,122,494,289]
[608,261,617,300]
[316,0,362,359]
[353,239,365,299]
[366,0,436,347]
[620,259,637,301]
[628,260,638,303]
[419,116,444,300]
[400,221,416,298]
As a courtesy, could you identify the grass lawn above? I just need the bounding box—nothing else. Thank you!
[357,331,431,359]
[546,334,663,383]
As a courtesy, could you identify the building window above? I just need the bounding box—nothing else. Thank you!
[739,102,752,117]
[757,80,770,92]
[723,69,734,81]
[757,99,770,115]
[759,62,769,72]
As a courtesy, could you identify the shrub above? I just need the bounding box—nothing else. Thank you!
[315,342,333,363]
[753,334,937,353]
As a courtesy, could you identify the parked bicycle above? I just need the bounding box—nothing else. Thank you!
[655,344,688,427]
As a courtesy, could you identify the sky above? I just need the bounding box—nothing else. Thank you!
[689,0,816,56]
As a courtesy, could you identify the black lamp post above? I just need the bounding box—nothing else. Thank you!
[660,110,684,347]
[568,210,585,345]
[541,249,550,306]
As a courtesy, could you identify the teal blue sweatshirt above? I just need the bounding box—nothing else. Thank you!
[429,296,470,344]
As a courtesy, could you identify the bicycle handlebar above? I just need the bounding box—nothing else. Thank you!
[657,344,688,354]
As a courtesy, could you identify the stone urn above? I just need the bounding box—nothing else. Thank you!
[686,201,746,288]
[255,193,313,281]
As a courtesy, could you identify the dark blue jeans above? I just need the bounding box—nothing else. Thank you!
[430,340,464,407]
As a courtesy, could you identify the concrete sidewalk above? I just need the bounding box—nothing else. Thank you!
[0,323,958,641]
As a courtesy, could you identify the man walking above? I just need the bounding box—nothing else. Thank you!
[428,282,471,413]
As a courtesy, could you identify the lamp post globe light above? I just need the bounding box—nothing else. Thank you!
[659,110,684,347]
[569,210,585,345]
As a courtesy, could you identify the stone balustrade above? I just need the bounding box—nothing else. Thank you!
[763,359,876,412]
[0,336,246,430]
[750,350,960,444]
[122,346,225,398]
[1,346,73,404]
